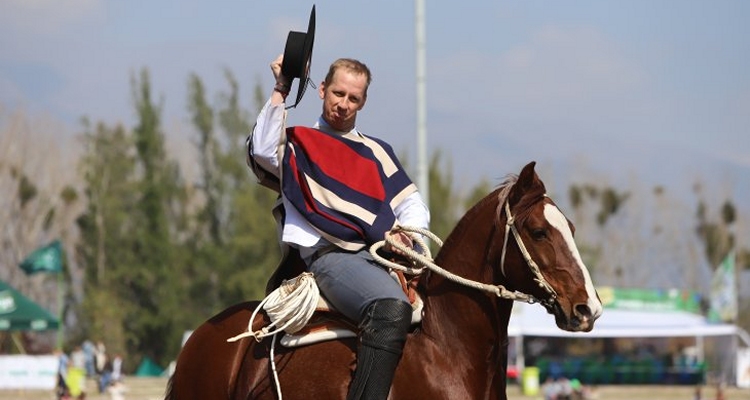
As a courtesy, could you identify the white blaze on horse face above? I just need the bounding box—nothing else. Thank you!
[543,204,603,318]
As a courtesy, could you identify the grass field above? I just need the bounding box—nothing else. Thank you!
[0,377,747,400]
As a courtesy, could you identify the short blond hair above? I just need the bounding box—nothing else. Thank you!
[324,58,372,92]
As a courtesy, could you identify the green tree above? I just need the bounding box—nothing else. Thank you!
[427,150,459,247]
[216,75,278,303]
[75,119,136,358]
[127,68,187,365]
[184,73,279,314]
[188,73,222,245]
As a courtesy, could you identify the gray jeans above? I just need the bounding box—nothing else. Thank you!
[306,249,408,323]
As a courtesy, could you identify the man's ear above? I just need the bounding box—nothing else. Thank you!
[318,81,326,99]
[358,95,367,111]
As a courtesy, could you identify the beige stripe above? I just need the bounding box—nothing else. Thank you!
[345,135,398,177]
[304,174,378,225]
[389,183,418,210]
[317,230,367,252]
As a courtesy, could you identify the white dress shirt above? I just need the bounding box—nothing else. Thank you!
[250,99,430,257]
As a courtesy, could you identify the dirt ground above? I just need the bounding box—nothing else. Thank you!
[0,377,748,400]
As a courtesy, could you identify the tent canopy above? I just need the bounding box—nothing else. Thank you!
[135,357,164,377]
[508,302,748,344]
[0,281,59,331]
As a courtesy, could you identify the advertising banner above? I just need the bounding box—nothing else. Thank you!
[0,354,57,389]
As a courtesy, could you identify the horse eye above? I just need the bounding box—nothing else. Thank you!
[531,229,547,240]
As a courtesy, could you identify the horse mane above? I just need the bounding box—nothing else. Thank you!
[438,174,518,254]
[494,173,518,221]
[497,171,547,226]
[439,170,546,256]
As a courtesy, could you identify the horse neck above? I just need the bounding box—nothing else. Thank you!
[419,193,514,353]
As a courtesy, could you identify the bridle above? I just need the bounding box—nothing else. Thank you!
[498,196,558,310]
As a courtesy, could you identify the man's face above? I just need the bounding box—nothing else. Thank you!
[319,69,368,132]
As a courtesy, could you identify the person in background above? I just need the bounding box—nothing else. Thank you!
[99,358,113,393]
[95,340,107,374]
[82,339,95,377]
[54,348,70,400]
[111,353,123,382]
[249,53,430,400]
[68,345,87,399]
[542,376,559,400]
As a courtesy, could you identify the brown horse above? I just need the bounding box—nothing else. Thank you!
[166,161,602,400]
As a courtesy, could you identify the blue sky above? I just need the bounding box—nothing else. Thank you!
[2,1,749,212]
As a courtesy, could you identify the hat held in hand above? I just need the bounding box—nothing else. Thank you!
[282,5,316,108]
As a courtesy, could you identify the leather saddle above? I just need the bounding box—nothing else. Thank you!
[266,248,423,348]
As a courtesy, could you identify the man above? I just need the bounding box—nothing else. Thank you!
[248,54,430,399]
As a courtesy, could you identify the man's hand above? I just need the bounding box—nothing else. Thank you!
[270,54,289,87]
[270,54,290,104]
[384,230,413,255]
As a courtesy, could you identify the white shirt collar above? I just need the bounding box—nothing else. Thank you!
[314,117,363,138]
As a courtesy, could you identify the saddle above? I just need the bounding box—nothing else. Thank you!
[263,248,423,348]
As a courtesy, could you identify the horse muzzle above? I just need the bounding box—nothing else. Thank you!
[552,300,602,332]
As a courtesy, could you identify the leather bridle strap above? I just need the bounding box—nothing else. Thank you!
[499,198,558,302]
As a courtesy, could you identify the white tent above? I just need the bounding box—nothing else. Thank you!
[507,302,750,385]
[509,302,748,341]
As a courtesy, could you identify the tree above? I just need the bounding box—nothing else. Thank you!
[126,68,187,365]
[214,74,278,303]
[427,150,460,247]
[0,107,82,352]
[75,118,137,357]
[695,196,736,270]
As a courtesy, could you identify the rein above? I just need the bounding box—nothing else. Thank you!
[371,199,558,307]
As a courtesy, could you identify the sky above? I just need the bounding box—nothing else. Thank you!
[2,0,749,214]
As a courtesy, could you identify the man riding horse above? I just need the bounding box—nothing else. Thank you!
[246,7,430,399]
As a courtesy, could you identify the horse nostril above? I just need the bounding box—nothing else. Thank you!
[574,303,592,319]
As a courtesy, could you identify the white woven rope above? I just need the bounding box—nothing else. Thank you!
[226,272,321,400]
[227,272,320,343]
[370,225,541,303]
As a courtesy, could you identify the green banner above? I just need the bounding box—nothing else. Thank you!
[598,286,701,313]
[708,251,737,323]
[19,241,63,275]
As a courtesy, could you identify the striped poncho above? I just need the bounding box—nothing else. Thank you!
[282,126,417,251]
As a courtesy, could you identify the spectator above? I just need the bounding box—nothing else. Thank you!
[111,354,123,382]
[54,349,70,400]
[68,345,87,399]
[542,376,559,400]
[95,341,107,374]
[557,377,574,400]
[99,359,113,393]
[82,340,95,377]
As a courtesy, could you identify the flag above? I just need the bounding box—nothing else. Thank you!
[19,240,63,275]
[708,251,737,323]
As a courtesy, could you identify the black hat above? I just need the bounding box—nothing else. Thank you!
[281,5,316,108]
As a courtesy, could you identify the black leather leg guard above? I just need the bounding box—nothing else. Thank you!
[347,298,412,400]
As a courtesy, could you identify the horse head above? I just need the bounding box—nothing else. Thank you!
[497,161,602,332]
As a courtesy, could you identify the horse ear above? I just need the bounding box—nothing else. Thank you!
[509,161,541,205]
[518,161,537,184]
